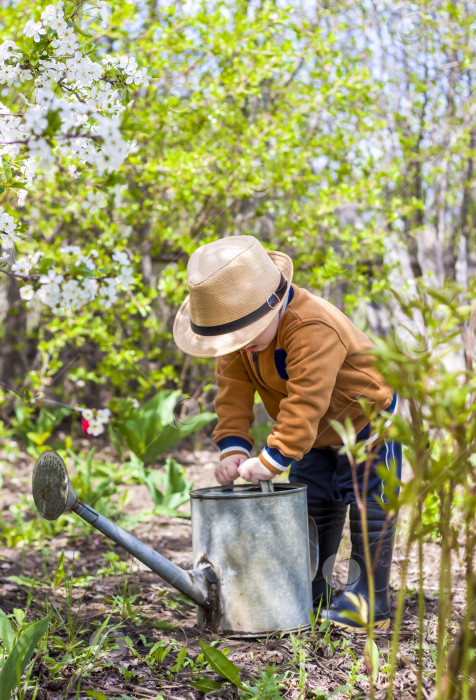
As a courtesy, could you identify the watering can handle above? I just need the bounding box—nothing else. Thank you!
[260,480,274,493]
[221,480,274,492]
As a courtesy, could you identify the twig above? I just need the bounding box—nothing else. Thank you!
[0,267,111,282]
[84,682,158,697]
[0,382,24,398]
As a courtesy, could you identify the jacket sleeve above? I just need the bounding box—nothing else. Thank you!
[213,350,256,456]
[260,320,347,468]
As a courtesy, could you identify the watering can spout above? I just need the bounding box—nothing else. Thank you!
[32,451,212,610]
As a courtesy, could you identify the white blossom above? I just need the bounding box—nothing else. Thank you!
[112,183,126,207]
[65,53,102,86]
[24,108,48,136]
[0,113,23,158]
[102,54,149,87]
[24,19,46,42]
[52,30,79,55]
[0,3,146,314]
[84,190,106,213]
[98,278,118,308]
[83,277,98,301]
[29,251,44,265]
[67,164,80,178]
[81,407,108,436]
[36,282,61,309]
[85,418,104,436]
[0,232,19,249]
[60,279,80,307]
[112,250,129,266]
[39,268,64,285]
[0,207,20,249]
[116,265,134,287]
[97,2,111,26]
[0,208,17,234]
[11,258,32,276]
[41,3,67,36]
[81,406,111,435]
[0,63,21,86]
[20,285,34,301]
[27,138,54,167]
[97,408,111,423]
[19,158,37,202]
[60,245,82,255]
[1,23,145,175]
[0,41,19,61]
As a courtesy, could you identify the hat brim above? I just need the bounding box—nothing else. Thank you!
[173,251,293,358]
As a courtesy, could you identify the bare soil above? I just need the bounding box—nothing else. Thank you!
[0,439,467,699]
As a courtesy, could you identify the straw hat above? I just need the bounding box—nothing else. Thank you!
[173,235,293,358]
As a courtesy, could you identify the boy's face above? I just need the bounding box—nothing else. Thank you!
[242,314,280,353]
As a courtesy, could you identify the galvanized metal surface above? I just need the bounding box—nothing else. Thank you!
[32,450,78,520]
[33,452,317,637]
[191,484,313,637]
[74,502,210,608]
[32,451,210,609]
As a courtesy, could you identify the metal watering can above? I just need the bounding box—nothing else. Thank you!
[32,450,318,637]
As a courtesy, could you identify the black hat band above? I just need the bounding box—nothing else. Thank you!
[190,274,288,337]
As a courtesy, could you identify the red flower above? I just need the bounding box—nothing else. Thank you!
[81,416,94,436]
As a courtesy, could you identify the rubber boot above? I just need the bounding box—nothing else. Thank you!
[320,501,397,633]
[308,501,348,613]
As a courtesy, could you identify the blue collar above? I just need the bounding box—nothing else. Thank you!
[278,285,294,320]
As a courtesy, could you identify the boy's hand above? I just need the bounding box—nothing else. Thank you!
[238,457,274,485]
[215,453,248,485]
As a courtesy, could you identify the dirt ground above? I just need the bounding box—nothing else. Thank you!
[0,438,468,699]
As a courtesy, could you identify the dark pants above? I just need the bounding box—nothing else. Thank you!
[289,395,402,507]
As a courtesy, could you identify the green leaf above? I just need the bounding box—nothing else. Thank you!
[70,20,95,38]
[44,109,62,136]
[0,610,15,656]
[9,181,28,190]
[140,412,216,462]
[25,431,51,446]
[146,640,172,664]
[53,553,65,588]
[102,172,127,188]
[0,615,50,700]
[74,263,98,278]
[198,641,244,689]
[364,638,379,682]
[2,157,12,181]
[329,685,354,696]
[111,390,215,464]
[189,678,223,692]
[170,646,187,673]
[150,504,190,518]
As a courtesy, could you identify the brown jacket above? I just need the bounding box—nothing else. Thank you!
[213,284,393,470]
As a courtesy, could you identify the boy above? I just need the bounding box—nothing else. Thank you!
[173,235,401,632]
